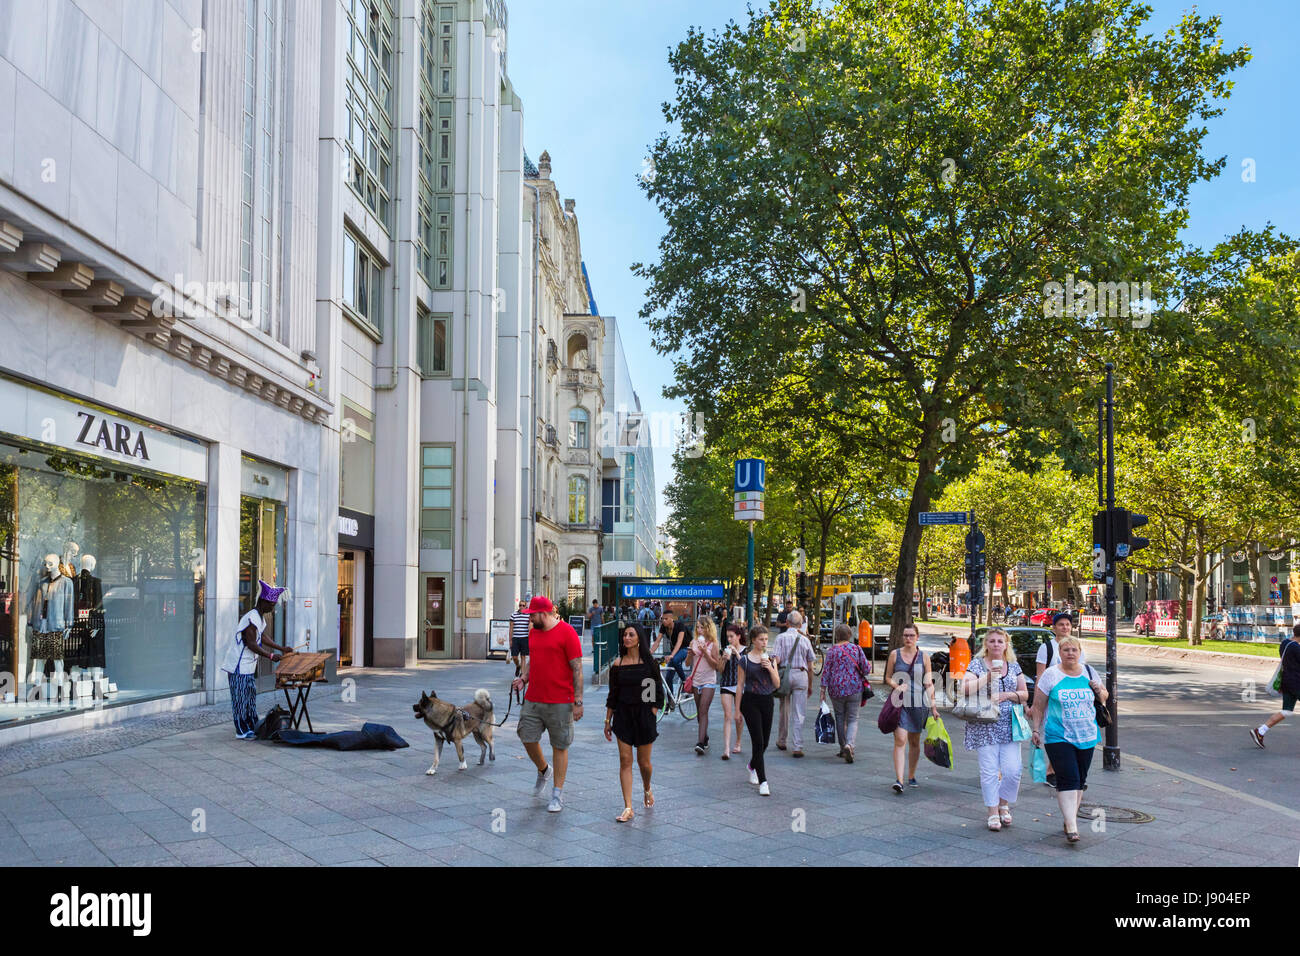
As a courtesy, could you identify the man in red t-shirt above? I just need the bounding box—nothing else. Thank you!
[512,596,583,812]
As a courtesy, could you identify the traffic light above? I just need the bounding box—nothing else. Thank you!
[1113,508,1149,561]
[1092,510,1108,579]
[1093,507,1149,566]
[796,572,809,606]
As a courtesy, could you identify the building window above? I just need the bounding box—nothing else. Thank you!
[342,230,384,335]
[623,452,636,512]
[344,0,394,226]
[417,311,449,376]
[568,475,588,524]
[420,445,453,550]
[339,402,375,514]
[239,0,278,335]
[568,407,589,449]
[601,478,619,533]
[567,559,587,607]
[417,1,454,288]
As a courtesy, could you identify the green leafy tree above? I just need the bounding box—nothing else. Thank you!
[637,0,1264,648]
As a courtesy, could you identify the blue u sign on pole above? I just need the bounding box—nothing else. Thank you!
[734,458,766,493]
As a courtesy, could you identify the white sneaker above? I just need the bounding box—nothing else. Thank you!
[758,781,770,796]
[748,767,759,785]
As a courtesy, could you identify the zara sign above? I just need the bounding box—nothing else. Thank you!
[75,411,151,461]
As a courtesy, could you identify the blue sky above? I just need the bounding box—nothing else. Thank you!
[505,0,1300,532]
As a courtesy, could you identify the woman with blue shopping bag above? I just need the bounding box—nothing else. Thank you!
[1028,634,1108,844]
[960,628,1029,831]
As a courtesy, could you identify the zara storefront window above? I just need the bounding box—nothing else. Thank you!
[0,439,206,724]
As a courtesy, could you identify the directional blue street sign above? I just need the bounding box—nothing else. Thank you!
[733,458,766,493]
[620,583,726,601]
[918,511,970,526]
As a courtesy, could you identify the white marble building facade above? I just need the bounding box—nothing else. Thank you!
[0,0,333,743]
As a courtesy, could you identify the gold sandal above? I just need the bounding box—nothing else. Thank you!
[643,787,655,808]
[616,807,634,823]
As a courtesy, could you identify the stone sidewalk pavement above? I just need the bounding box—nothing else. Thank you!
[0,647,1292,867]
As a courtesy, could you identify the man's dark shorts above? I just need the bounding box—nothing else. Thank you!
[511,635,529,658]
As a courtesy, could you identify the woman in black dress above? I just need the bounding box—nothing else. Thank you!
[604,623,664,822]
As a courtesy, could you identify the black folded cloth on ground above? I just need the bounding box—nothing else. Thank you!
[270,722,409,750]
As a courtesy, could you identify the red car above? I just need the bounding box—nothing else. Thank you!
[1027,607,1058,627]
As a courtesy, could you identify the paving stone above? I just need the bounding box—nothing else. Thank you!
[1,658,1295,866]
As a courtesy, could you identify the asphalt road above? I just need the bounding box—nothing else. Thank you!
[909,621,1296,811]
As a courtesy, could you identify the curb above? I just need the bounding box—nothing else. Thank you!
[1076,636,1276,672]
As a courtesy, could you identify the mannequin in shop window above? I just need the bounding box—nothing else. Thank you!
[220,581,290,739]
[74,554,105,673]
[60,541,80,581]
[27,554,75,694]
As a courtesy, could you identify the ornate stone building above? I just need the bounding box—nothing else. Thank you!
[525,151,603,609]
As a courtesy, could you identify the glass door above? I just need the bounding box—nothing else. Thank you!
[239,495,287,688]
[419,574,450,659]
[338,551,354,666]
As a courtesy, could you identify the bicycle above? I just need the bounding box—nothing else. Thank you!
[656,659,698,723]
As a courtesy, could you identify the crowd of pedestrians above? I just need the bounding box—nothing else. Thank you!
[505,600,1128,847]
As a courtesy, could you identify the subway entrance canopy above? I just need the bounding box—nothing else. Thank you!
[617,579,727,601]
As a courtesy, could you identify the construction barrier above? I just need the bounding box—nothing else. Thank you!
[1153,618,1180,637]
[1080,615,1106,632]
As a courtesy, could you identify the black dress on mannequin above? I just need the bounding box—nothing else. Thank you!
[74,569,105,668]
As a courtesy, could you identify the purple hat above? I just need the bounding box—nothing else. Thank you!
[258,580,287,605]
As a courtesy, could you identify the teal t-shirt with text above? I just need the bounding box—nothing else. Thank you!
[1038,666,1099,748]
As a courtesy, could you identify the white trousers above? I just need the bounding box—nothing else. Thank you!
[975,741,1022,807]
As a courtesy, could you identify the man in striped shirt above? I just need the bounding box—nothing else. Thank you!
[510,600,531,676]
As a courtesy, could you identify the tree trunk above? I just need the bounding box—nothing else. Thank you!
[890,447,938,651]
[1190,520,1206,646]
[1251,542,1265,605]
[1177,570,1190,641]
[814,513,832,630]
[919,560,929,621]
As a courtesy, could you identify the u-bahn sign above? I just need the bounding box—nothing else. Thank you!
[620,583,726,601]
[734,458,766,522]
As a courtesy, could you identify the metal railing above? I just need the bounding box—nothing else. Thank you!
[591,620,619,683]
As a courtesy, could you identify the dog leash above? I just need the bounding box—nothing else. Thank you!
[480,678,521,728]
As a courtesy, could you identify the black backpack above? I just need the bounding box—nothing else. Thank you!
[254,705,292,740]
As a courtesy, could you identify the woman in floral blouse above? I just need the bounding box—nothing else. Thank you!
[960,627,1029,831]
[818,624,871,763]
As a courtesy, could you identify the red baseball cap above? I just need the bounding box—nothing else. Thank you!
[525,596,554,614]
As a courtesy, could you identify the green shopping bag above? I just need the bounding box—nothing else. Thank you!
[1011,704,1032,741]
[923,715,954,770]
[1030,745,1048,783]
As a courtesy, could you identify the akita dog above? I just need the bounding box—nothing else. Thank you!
[412,688,495,774]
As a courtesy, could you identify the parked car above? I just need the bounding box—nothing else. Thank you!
[930,626,1072,705]
[1001,607,1027,625]
[1027,607,1058,627]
